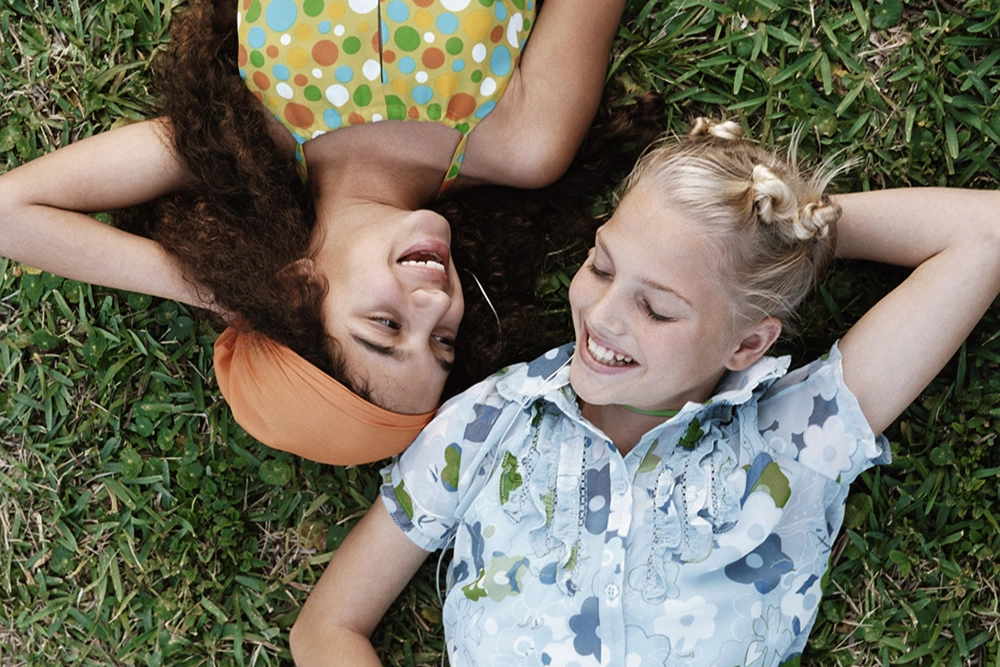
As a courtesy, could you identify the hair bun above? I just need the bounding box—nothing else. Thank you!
[688,117,744,141]
[794,197,840,241]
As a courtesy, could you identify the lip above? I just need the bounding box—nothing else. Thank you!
[397,240,452,283]
[577,325,636,375]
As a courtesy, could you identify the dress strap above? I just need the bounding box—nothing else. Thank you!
[436,133,469,197]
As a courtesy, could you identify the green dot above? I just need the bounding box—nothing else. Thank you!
[354,84,372,107]
[446,37,463,56]
[455,122,470,134]
[343,36,361,55]
[386,95,407,120]
[250,50,265,68]
[304,85,322,102]
[303,0,324,17]
[394,26,421,52]
[246,0,262,22]
[479,0,494,6]
[426,103,442,121]
[511,0,524,8]
[523,18,531,32]
[447,165,460,178]
[471,70,483,83]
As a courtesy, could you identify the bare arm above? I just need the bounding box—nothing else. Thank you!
[0,118,216,310]
[289,500,431,666]
[833,188,1000,434]
[461,0,627,187]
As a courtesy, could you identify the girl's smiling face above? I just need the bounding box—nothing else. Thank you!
[569,184,774,414]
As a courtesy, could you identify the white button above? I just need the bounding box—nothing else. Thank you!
[605,584,620,600]
[614,480,629,495]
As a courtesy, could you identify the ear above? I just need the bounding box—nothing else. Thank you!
[725,316,782,371]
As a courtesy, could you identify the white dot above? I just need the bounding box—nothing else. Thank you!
[312,68,323,78]
[484,618,498,634]
[507,13,524,48]
[424,31,435,43]
[362,59,381,81]
[237,12,242,28]
[441,0,471,9]
[276,82,294,99]
[348,0,377,11]
[415,71,428,83]
[480,77,497,96]
[372,113,383,122]
[280,34,291,45]
[326,84,349,107]
[334,24,345,36]
[472,43,487,63]
[311,130,326,138]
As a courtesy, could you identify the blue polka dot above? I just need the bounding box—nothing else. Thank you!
[381,19,389,45]
[324,109,343,129]
[412,85,433,105]
[386,0,409,22]
[272,64,290,80]
[318,20,331,33]
[452,59,466,72]
[436,13,459,34]
[490,45,511,77]
[475,100,496,119]
[239,68,246,80]
[398,57,416,74]
[247,26,267,49]
[335,65,354,83]
[382,70,389,85]
[494,2,507,20]
[264,0,297,32]
[293,133,307,144]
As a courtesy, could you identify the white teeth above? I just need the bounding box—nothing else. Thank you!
[587,336,634,366]
[400,259,445,272]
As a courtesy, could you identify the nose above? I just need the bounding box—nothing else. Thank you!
[408,287,456,331]
[587,282,626,337]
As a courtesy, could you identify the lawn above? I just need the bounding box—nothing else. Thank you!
[1,0,999,665]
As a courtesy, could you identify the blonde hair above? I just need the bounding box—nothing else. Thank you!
[616,117,849,331]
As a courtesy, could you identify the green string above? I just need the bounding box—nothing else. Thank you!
[622,404,680,418]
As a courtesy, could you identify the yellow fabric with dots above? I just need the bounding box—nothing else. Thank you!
[238,0,536,190]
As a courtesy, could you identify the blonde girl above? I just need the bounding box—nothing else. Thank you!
[295,117,999,665]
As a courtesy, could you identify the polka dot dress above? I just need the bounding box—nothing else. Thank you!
[238,0,536,190]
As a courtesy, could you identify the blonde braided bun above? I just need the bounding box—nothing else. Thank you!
[614,117,850,332]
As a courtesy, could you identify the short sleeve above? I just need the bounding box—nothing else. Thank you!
[380,375,516,552]
[757,341,891,485]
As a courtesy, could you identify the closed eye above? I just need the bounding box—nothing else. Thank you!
[643,300,674,322]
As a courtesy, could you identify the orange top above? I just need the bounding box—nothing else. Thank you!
[213,326,435,465]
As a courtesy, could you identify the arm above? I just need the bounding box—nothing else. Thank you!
[462,0,628,187]
[832,188,1000,434]
[289,500,430,666]
[0,118,216,310]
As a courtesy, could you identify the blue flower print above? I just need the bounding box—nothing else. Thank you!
[568,596,601,661]
[725,533,794,593]
[584,463,611,535]
[464,403,503,443]
[524,346,572,379]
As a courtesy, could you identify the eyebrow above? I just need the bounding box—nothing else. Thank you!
[595,234,693,307]
[352,334,454,373]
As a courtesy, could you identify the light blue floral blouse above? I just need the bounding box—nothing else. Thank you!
[382,343,889,666]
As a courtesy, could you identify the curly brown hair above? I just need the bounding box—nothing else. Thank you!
[116,0,665,404]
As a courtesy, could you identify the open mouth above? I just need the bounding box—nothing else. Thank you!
[398,250,446,273]
[587,335,635,367]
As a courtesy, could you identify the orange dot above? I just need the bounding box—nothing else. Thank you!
[422,47,445,69]
[252,71,270,90]
[294,73,308,86]
[490,25,503,44]
[446,93,476,120]
[238,45,248,67]
[348,112,366,125]
[243,0,252,9]
[267,45,279,58]
[383,49,396,64]
[252,91,263,102]
[372,31,381,52]
[408,106,420,119]
[312,40,339,66]
[285,103,315,129]
[413,0,433,6]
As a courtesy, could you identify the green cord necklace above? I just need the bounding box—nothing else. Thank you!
[622,405,680,418]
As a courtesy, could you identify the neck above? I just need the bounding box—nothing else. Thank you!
[580,401,675,456]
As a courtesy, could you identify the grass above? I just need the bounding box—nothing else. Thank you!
[1,0,999,665]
